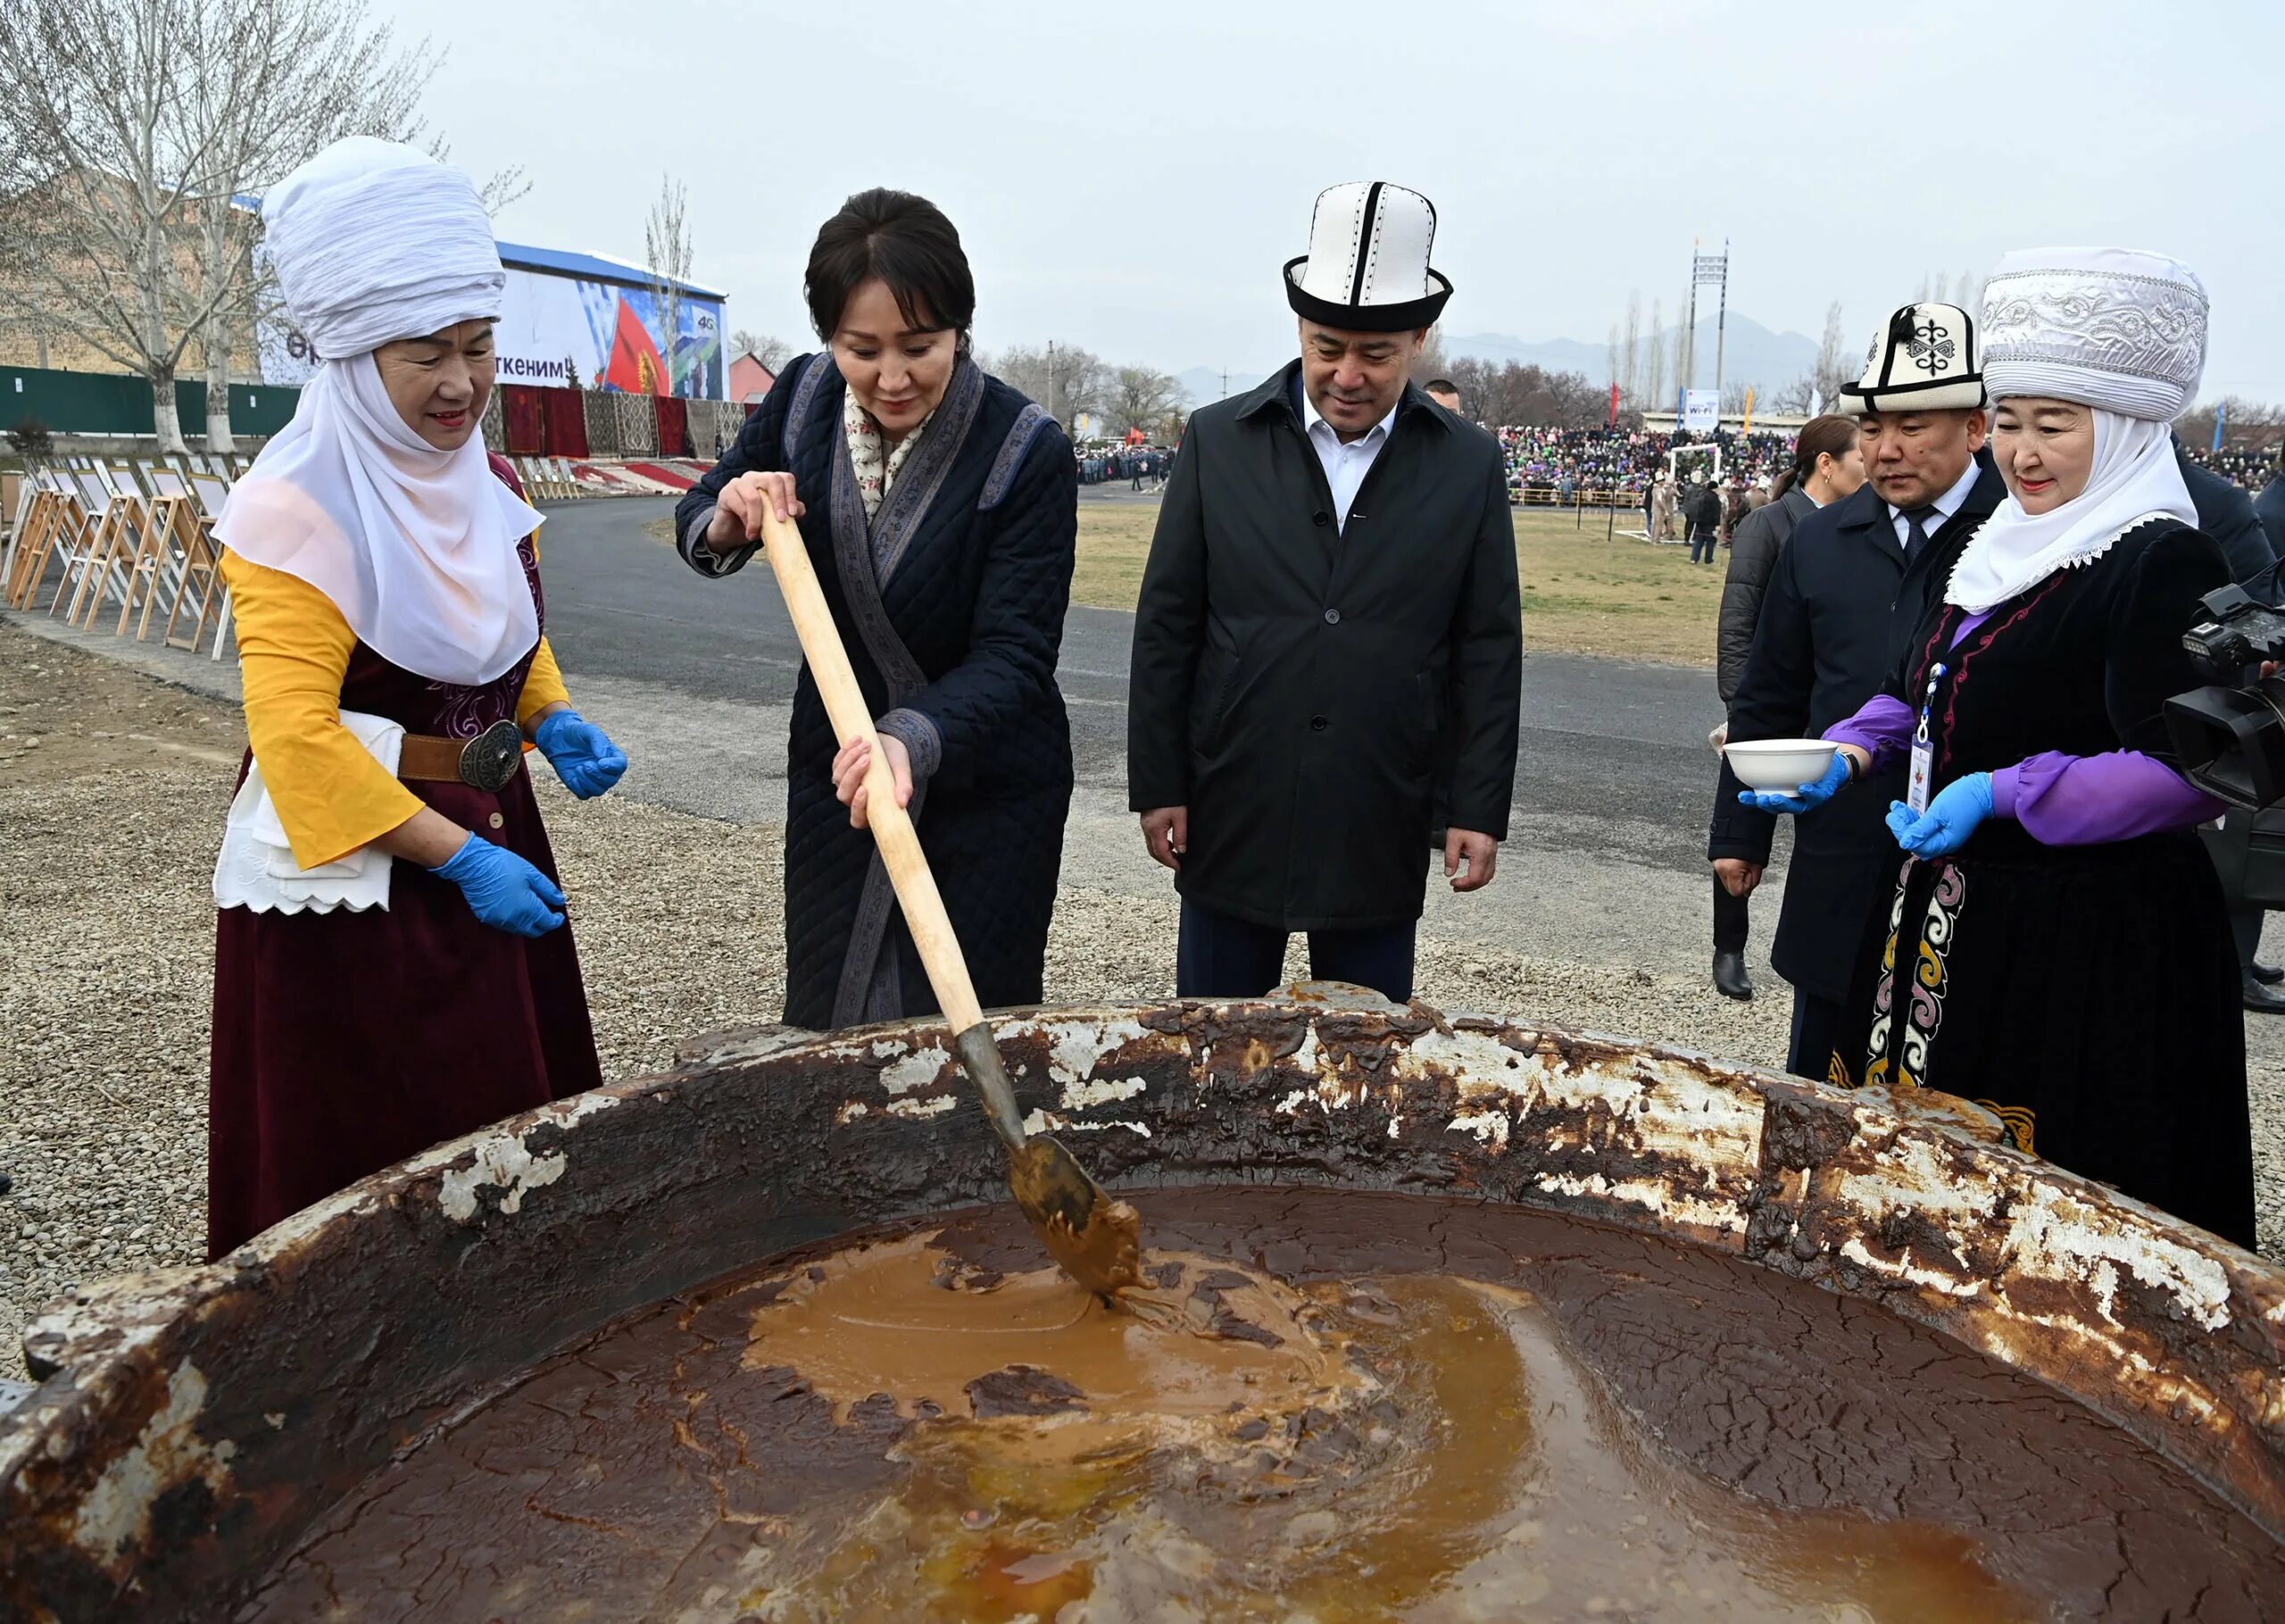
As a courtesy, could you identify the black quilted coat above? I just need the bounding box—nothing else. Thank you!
[675,353,1076,1030]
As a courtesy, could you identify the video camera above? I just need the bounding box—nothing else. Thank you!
[2165,584,2285,808]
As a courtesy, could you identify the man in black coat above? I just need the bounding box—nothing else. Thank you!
[1127,181,1521,1003]
[1686,480,1723,563]
[1709,300,2001,1079]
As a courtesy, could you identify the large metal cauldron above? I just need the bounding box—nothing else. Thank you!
[4,991,2284,1620]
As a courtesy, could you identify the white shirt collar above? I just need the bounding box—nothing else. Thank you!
[1300,385,1398,449]
[1890,459,1981,526]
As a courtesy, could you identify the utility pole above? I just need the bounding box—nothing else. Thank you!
[1045,340,1057,425]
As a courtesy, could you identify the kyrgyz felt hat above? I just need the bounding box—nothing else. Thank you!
[1839,302,1986,414]
[1979,247,2207,420]
[1284,181,1452,333]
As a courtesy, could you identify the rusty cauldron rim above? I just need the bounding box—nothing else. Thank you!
[4,991,2284,1622]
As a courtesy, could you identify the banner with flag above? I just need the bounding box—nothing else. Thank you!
[2214,400,2228,452]
[1608,382,1619,426]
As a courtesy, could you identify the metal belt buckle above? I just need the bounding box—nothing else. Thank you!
[457,719,524,793]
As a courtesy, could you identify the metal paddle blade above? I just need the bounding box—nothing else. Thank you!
[1009,1135,1142,1302]
[951,1021,1142,1300]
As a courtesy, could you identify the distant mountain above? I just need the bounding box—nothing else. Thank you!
[1445,312,1818,396]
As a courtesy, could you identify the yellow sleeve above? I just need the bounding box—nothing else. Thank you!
[517,636,570,726]
[222,550,427,870]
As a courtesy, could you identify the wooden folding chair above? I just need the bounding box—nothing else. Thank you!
[57,470,131,623]
[148,496,223,649]
[3,484,71,609]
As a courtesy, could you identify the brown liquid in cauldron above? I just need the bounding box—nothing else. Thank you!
[237,1189,2285,1621]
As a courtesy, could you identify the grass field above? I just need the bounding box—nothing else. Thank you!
[1074,504,1722,666]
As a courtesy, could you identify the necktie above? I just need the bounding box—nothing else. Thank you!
[1902,504,1940,566]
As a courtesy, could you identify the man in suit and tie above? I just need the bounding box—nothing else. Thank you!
[1708,302,2007,1079]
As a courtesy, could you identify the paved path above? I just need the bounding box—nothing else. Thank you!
[519,498,1760,982]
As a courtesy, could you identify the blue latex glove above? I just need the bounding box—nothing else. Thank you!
[1738,750,1852,815]
[430,834,567,937]
[1886,772,1995,858]
[534,709,627,799]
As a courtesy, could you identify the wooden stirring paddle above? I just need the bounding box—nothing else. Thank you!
[754,507,1142,1301]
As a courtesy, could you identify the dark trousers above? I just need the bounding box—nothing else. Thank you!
[1712,874,1749,954]
[1688,528,1717,563]
[2231,901,2264,971]
[1787,989,1843,1082]
[1176,899,1416,1005]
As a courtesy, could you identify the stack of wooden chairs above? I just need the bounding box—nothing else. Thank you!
[2,452,244,659]
[511,456,587,501]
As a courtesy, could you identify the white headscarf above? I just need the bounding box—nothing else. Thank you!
[215,138,540,686]
[1943,410,2194,614]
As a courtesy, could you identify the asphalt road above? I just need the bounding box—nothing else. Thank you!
[534,497,1766,980]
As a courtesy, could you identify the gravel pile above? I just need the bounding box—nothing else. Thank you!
[2,617,2278,1384]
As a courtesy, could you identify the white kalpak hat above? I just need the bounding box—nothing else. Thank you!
[1284,181,1452,333]
[1840,302,1986,414]
[1979,247,2207,420]
[262,137,504,360]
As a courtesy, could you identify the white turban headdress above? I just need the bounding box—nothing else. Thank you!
[216,137,540,687]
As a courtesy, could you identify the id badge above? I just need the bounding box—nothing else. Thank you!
[1907,737,1933,816]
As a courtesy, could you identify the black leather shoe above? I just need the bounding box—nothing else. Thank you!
[1713,951,1753,1001]
[2255,962,2284,985]
[2243,972,2285,1013]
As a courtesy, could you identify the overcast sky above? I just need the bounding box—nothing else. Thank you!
[387,0,2285,397]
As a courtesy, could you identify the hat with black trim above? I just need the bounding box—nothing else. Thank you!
[1284,181,1452,334]
[1839,302,1985,414]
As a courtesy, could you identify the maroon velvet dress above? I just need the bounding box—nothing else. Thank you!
[206,463,602,1259]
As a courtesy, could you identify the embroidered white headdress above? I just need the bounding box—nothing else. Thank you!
[1979,247,2207,420]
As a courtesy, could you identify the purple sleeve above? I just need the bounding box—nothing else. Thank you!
[1823,693,1916,770]
[1989,751,2225,845]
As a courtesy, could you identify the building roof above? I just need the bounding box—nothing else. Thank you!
[495,240,726,301]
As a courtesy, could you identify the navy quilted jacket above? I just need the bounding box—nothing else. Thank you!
[675,353,1077,1030]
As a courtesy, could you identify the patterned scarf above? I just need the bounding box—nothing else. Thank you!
[843,386,932,524]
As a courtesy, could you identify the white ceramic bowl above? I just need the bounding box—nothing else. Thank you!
[1723,738,1840,792]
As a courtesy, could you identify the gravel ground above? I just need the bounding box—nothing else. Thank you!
[1,617,2276,1383]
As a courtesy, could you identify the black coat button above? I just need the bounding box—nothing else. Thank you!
[1310,715,1329,731]
[1312,510,1331,527]
[1323,608,1341,625]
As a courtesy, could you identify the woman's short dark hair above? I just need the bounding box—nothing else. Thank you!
[803,187,975,344]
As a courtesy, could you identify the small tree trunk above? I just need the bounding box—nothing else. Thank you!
[151,361,188,454]
[205,324,237,454]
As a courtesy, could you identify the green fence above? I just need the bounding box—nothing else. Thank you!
[0,365,301,437]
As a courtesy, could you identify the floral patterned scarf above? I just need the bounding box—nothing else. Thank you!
[843,385,931,525]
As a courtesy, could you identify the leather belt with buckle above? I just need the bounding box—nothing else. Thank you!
[397,719,526,793]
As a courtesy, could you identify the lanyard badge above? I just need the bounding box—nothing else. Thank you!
[1907,662,1947,817]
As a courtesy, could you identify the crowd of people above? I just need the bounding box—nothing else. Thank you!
[1077,444,1172,488]
[1494,423,1796,499]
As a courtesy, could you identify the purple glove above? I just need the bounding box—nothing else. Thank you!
[1887,773,1995,858]
[534,709,627,799]
[431,834,566,937]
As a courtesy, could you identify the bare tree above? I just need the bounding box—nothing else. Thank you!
[1812,300,1853,407]
[1769,375,1816,415]
[178,0,435,449]
[1412,325,1449,384]
[1109,365,1184,437]
[1644,297,1666,410]
[1620,290,1641,409]
[730,329,794,373]
[643,175,693,398]
[0,0,437,452]
[986,342,1106,425]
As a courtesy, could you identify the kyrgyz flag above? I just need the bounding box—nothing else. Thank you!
[602,296,671,395]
